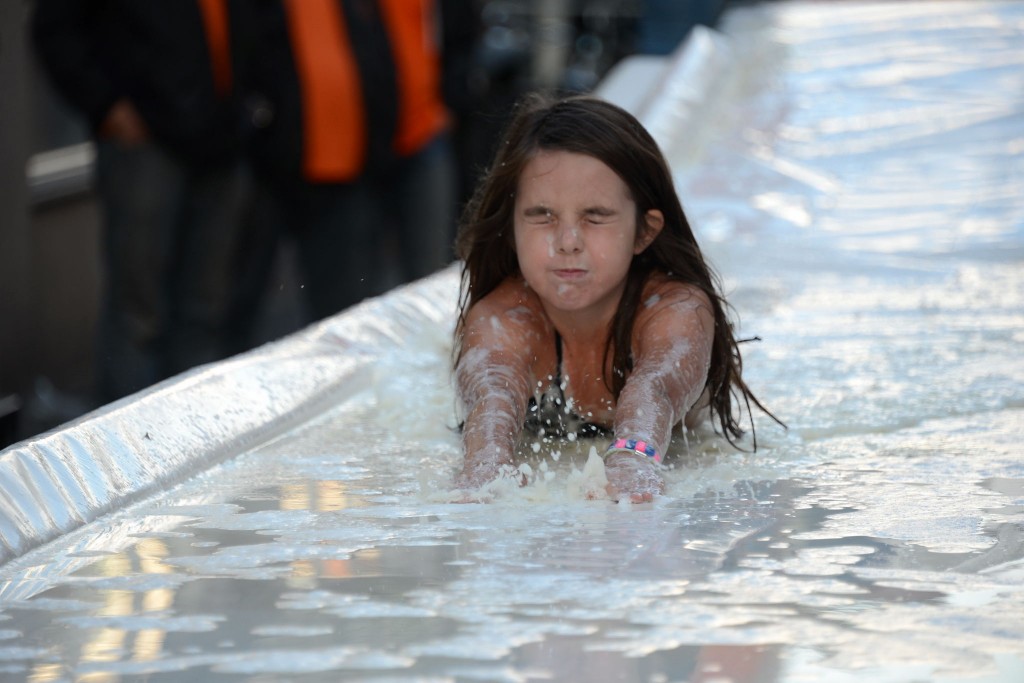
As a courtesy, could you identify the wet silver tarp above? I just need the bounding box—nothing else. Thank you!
[2,1,1023,681]
[0,272,457,567]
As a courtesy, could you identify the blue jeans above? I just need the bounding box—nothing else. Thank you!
[95,141,248,402]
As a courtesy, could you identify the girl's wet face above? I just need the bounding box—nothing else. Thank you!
[513,150,659,322]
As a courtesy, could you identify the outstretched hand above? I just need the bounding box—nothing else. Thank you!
[453,450,663,504]
[453,460,507,491]
[603,451,664,503]
[452,459,526,503]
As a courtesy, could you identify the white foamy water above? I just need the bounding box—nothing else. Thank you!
[2,1,1023,681]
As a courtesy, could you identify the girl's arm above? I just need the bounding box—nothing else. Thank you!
[618,282,714,451]
[455,296,540,489]
[606,282,715,501]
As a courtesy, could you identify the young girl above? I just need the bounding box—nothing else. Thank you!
[453,95,778,502]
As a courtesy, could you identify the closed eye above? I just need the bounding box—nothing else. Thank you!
[522,206,556,224]
[582,207,617,224]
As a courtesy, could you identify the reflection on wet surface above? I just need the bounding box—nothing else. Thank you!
[2,406,1023,682]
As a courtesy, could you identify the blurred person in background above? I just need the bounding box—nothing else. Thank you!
[227,0,468,348]
[32,0,249,403]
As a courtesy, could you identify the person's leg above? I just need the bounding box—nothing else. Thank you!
[94,141,184,402]
[165,160,250,375]
[391,135,458,282]
[291,180,380,320]
[223,172,289,354]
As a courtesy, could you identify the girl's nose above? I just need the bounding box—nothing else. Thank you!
[555,223,583,254]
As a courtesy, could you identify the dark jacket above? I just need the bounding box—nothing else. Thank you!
[233,0,450,184]
[32,0,240,164]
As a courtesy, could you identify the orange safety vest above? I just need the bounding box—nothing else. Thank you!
[196,0,232,98]
[282,0,449,182]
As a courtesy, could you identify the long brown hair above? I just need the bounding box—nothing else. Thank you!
[454,93,782,449]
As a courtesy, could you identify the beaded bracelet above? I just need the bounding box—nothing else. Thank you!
[605,438,662,464]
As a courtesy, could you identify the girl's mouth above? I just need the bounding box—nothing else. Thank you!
[553,268,587,279]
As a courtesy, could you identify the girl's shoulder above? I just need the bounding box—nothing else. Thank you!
[463,278,553,367]
[638,273,712,314]
[632,273,715,347]
[467,277,548,330]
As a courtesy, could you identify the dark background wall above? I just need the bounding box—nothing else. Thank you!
[0,0,35,446]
